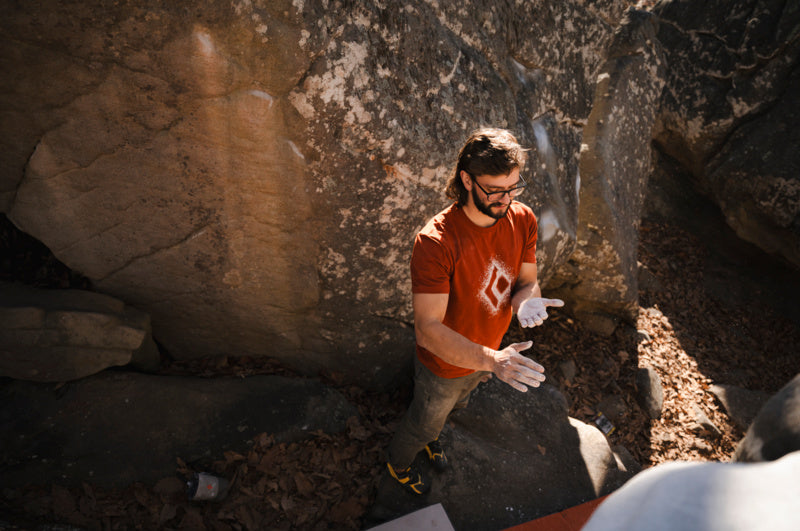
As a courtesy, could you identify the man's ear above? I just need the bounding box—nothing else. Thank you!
[460,170,472,190]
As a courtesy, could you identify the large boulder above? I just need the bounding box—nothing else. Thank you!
[583,450,800,531]
[735,373,800,463]
[4,1,324,377]
[0,281,159,382]
[651,0,800,268]
[0,1,665,384]
[369,379,639,530]
[0,372,357,488]
[547,8,666,333]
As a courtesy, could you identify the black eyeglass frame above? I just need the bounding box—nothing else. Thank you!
[466,172,528,201]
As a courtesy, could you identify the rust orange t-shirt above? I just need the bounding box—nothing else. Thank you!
[411,201,538,378]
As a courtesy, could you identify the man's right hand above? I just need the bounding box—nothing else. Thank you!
[490,341,545,392]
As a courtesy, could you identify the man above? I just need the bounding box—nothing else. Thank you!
[386,128,564,494]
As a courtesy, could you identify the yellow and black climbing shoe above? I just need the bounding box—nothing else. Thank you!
[425,439,448,472]
[386,462,430,495]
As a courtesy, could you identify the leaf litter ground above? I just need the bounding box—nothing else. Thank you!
[1,216,798,529]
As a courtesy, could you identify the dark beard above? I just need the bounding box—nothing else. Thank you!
[471,186,511,220]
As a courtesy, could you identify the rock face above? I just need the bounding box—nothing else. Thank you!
[0,1,668,383]
[651,0,800,268]
[547,9,665,332]
[370,379,638,530]
[0,0,796,386]
[0,281,159,382]
[4,1,323,378]
[0,372,357,488]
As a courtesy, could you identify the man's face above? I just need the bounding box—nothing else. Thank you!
[468,168,521,220]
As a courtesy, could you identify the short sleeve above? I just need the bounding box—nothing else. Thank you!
[410,232,453,294]
[523,209,538,263]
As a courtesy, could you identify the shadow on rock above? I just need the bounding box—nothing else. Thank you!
[0,371,356,489]
[368,378,637,530]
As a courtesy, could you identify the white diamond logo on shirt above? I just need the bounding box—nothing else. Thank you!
[479,258,513,314]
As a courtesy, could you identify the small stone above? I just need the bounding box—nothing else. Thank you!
[559,359,577,382]
[690,404,721,437]
[577,311,619,337]
[635,367,664,419]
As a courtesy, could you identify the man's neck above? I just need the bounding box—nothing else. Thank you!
[461,202,499,228]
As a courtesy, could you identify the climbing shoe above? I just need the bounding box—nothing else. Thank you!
[425,439,448,472]
[386,462,430,495]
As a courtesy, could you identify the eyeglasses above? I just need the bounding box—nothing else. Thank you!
[468,173,528,201]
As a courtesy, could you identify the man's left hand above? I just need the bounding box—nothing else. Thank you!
[517,297,564,328]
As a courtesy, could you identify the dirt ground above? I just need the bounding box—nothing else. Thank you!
[2,214,799,530]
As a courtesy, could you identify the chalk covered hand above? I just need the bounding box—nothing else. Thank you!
[491,341,545,392]
[517,297,564,327]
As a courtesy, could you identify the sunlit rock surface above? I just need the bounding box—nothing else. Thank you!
[547,9,665,332]
[1,1,666,383]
